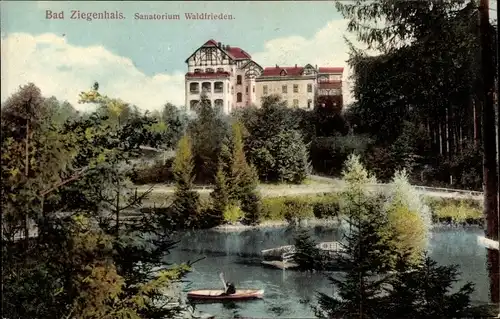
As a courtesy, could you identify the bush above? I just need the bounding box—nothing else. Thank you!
[129,159,174,184]
[433,200,482,223]
[223,203,244,224]
[283,199,313,223]
[313,201,340,219]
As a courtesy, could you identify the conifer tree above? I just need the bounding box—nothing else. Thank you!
[170,134,200,229]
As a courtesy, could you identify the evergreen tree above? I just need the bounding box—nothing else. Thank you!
[315,197,394,319]
[383,253,478,319]
[293,228,326,272]
[170,134,200,229]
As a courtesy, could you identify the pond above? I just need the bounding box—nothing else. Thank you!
[168,226,488,318]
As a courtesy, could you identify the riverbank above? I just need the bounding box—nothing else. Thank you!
[211,217,483,233]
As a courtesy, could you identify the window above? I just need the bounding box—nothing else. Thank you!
[237,75,242,85]
[307,99,312,109]
[215,99,224,109]
[237,93,242,102]
[202,82,211,92]
[231,86,234,94]
[293,84,299,93]
[214,82,223,93]
[253,86,255,93]
[206,68,215,73]
[194,68,202,73]
[293,99,299,108]
[282,85,287,93]
[263,85,268,95]
[189,100,198,110]
[189,83,199,93]
[307,84,312,93]
[217,67,224,73]
[246,86,249,94]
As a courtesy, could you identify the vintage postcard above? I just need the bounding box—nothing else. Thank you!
[1,1,497,318]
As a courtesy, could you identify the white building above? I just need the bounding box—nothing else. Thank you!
[184,39,344,113]
[184,39,263,114]
[256,65,344,110]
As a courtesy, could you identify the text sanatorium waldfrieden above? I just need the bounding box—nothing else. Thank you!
[45,10,235,21]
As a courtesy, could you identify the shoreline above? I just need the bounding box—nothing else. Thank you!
[210,218,483,232]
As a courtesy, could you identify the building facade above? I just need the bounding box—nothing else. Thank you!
[184,39,263,114]
[185,40,344,113]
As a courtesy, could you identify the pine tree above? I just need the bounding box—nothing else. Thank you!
[315,194,394,319]
[384,254,477,319]
[293,228,326,271]
[170,134,200,229]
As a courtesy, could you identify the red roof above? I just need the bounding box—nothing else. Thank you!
[226,47,251,59]
[203,39,218,46]
[318,67,344,73]
[185,72,230,79]
[261,66,305,77]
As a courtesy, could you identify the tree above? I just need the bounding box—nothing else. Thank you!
[243,95,309,183]
[293,228,327,272]
[2,84,195,319]
[170,134,200,229]
[188,93,230,183]
[382,170,432,265]
[383,253,478,319]
[315,196,394,319]
[162,102,188,149]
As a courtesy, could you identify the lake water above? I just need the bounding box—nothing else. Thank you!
[168,226,489,319]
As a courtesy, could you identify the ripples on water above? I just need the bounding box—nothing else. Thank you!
[167,226,488,318]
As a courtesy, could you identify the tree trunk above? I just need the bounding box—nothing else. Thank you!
[479,0,499,304]
[24,120,30,245]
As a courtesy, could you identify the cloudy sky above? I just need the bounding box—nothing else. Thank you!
[1,1,363,111]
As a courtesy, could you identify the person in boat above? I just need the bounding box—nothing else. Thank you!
[223,281,236,295]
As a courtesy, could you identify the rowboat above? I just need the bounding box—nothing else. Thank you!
[187,289,264,301]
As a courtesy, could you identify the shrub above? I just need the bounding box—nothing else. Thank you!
[283,199,313,223]
[313,201,340,219]
[434,200,482,223]
[223,203,244,224]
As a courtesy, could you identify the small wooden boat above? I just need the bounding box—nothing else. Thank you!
[187,289,264,301]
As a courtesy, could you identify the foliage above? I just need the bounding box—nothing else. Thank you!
[2,84,195,319]
[282,199,314,224]
[383,253,478,318]
[382,170,432,263]
[433,200,482,223]
[188,92,230,183]
[313,200,340,219]
[170,134,200,229]
[161,102,189,149]
[293,229,327,272]
[223,203,245,224]
[310,134,373,176]
[242,95,310,184]
[315,196,394,319]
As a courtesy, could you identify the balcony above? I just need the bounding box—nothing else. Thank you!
[214,89,223,93]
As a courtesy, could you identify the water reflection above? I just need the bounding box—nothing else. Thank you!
[170,226,488,318]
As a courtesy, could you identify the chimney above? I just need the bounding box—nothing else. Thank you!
[217,42,221,48]
[276,64,279,68]
[295,64,297,68]
[315,65,318,70]
[226,44,231,50]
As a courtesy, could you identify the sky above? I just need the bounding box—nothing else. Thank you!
[1,1,368,111]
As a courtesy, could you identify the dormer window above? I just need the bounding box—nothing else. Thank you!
[206,68,215,73]
[280,69,287,76]
[194,68,202,73]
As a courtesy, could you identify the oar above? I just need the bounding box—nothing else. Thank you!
[219,272,227,291]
